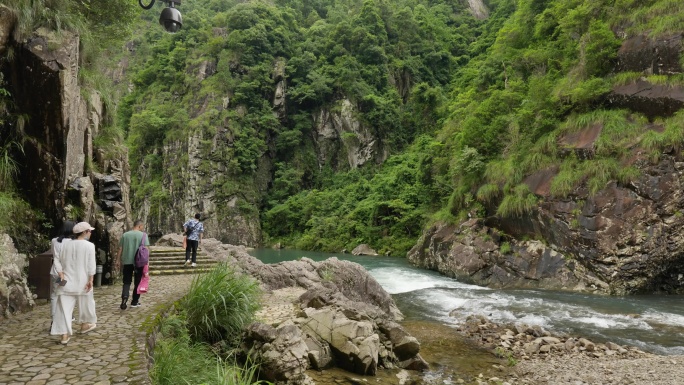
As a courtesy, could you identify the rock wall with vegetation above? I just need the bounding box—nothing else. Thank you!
[3,0,683,304]
[407,0,684,294]
[117,0,486,249]
[119,0,684,294]
[0,0,140,308]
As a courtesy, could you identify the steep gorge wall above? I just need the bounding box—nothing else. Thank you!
[409,34,684,295]
[132,59,388,246]
[0,15,133,316]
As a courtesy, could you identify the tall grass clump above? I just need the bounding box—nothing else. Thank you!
[611,0,684,38]
[612,72,643,86]
[151,314,268,385]
[496,184,538,218]
[182,263,261,344]
[638,111,684,158]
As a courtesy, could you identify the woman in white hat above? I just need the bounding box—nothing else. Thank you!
[51,221,98,344]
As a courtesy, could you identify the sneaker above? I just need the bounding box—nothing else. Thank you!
[184,259,191,266]
[131,303,142,308]
[120,298,128,310]
[191,263,196,267]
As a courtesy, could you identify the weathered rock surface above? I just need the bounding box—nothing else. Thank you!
[3,27,132,282]
[0,234,34,317]
[455,314,642,361]
[608,34,684,125]
[200,240,427,384]
[616,34,683,75]
[352,244,379,256]
[0,6,15,55]
[313,99,388,169]
[467,0,489,20]
[408,219,604,292]
[409,151,684,295]
[409,32,684,295]
[451,313,684,385]
[608,79,684,119]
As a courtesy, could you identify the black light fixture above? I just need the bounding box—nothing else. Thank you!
[139,0,183,33]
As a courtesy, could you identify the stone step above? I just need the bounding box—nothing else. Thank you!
[150,268,213,276]
[149,251,208,257]
[148,260,218,275]
[146,247,217,276]
[148,254,210,261]
[149,259,216,266]
[148,247,205,254]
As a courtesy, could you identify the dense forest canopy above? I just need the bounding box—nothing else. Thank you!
[2,0,683,256]
[115,0,684,255]
[116,0,500,254]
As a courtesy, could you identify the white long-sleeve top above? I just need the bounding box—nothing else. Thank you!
[54,239,96,296]
[50,237,71,277]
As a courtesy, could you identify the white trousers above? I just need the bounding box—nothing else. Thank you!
[50,275,59,317]
[50,292,97,336]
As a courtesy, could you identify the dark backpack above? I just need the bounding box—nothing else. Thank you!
[135,232,150,267]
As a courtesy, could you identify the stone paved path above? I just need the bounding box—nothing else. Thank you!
[0,274,195,385]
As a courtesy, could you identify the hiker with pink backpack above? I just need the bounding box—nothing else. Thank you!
[117,220,150,310]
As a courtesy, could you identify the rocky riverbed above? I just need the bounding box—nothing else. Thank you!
[455,314,684,385]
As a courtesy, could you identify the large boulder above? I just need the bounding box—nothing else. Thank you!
[300,307,379,375]
[0,234,34,317]
[197,240,428,381]
[407,220,599,292]
[244,322,314,385]
[352,244,379,256]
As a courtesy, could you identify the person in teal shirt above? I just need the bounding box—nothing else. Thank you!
[117,220,149,310]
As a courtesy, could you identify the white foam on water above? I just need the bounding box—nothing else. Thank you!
[572,316,632,329]
[642,310,684,328]
[369,267,488,294]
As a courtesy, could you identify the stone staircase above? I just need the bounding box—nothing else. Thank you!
[148,246,218,276]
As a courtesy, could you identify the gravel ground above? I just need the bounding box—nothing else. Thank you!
[514,353,684,385]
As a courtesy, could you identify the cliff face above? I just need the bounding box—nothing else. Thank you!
[313,99,388,170]
[0,21,133,315]
[409,34,684,295]
[132,60,388,246]
[409,153,684,294]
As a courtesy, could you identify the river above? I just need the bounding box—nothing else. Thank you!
[250,248,684,356]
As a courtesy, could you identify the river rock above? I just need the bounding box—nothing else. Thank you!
[351,244,379,256]
[199,240,428,382]
[244,321,314,384]
[454,314,644,362]
[579,338,595,352]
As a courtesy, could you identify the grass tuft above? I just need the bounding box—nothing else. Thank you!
[496,184,538,218]
[183,263,261,345]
